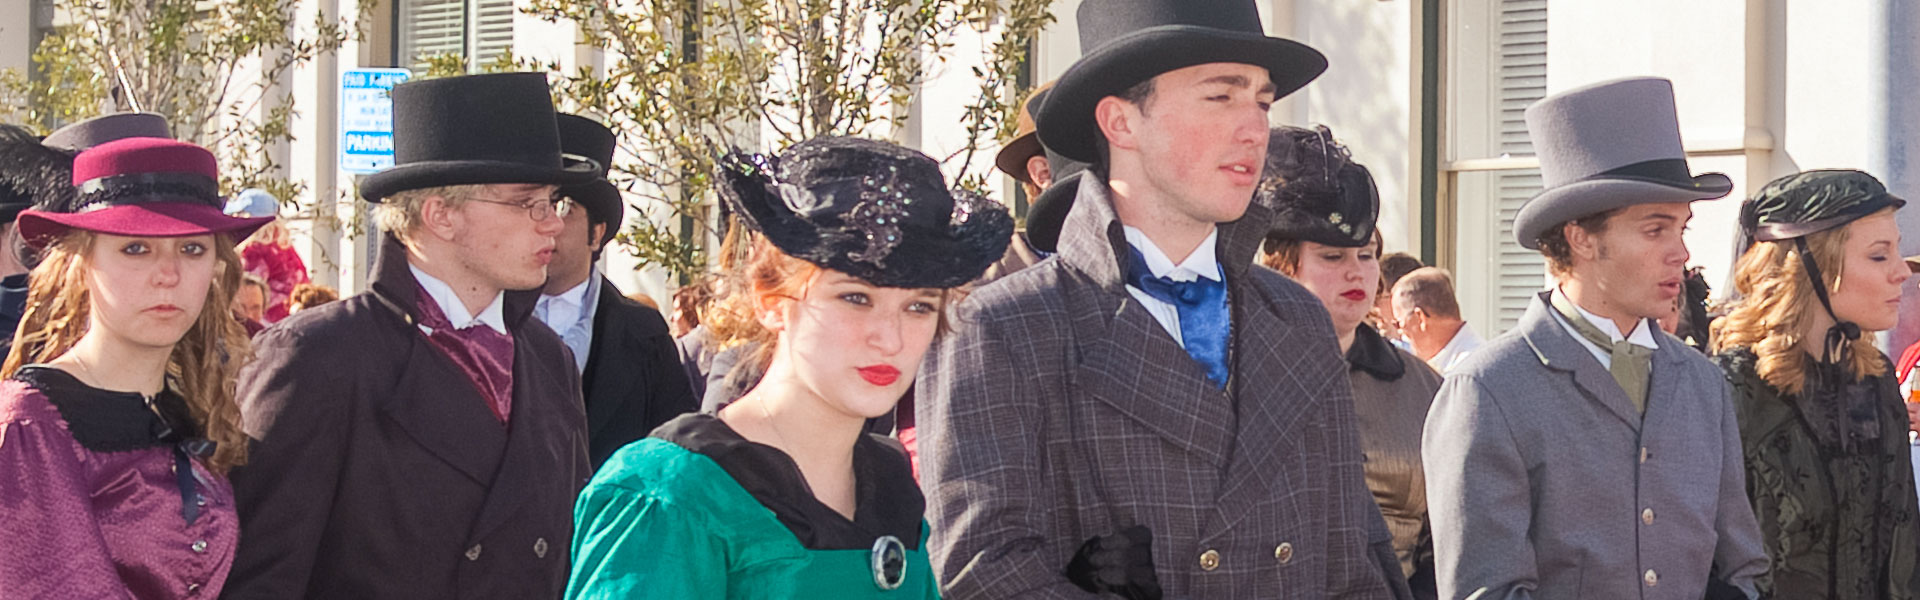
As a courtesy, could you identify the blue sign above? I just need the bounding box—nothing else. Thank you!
[339,68,411,174]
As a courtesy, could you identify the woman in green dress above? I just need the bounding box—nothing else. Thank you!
[1711,169,1920,599]
[566,137,1012,599]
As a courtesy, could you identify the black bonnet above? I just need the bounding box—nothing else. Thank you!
[1260,125,1379,249]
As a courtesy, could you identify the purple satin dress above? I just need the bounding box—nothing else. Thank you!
[0,370,238,599]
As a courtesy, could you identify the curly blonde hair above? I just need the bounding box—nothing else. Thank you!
[3,230,253,473]
[1711,209,1890,396]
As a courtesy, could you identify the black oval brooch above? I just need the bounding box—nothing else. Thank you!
[870,535,906,590]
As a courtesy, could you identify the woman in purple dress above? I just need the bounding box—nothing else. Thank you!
[0,137,271,598]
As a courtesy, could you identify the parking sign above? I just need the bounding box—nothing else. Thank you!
[339,68,411,174]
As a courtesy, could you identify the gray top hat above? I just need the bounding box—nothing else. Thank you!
[1512,77,1732,249]
[42,112,173,153]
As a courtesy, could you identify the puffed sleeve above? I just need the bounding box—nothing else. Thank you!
[566,482,728,600]
[0,400,135,599]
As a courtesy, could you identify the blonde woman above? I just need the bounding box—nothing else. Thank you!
[567,137,1011,599]
[0,138,269,598]
[1713,169,1920,599]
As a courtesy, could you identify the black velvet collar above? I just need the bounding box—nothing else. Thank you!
[652,413,924,551]
[1346,323,1406,381]
[14,365,200,453]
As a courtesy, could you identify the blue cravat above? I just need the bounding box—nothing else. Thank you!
[1123,247,1230,388]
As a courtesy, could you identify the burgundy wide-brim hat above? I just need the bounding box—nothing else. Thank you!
[16,138,272,248]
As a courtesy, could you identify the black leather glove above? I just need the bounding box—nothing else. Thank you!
[1063,525,1163,600]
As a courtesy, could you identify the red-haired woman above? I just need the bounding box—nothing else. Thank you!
[566,137,1010,599]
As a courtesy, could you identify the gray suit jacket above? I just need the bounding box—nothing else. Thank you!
[918,176,1406,599]
[1423,293,1768,600]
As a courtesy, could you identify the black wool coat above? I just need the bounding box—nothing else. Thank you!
[222,234,589,600]
[580,276,698,467]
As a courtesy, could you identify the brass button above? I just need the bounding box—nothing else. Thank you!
[1274,542,1294,564]
[1642,508,1655,525]
[1199,549,1221,571]
[534,537,549,558]
[191,539,208,553]
[1644,569,1658,586]
[187,583,200,594]
[465,544,483,561]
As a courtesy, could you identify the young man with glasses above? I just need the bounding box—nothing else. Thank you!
[224,73,596,599]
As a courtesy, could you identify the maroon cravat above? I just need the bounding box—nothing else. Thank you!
[414,283,515,424]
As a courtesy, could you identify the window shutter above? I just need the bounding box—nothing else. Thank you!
[399,0,466,72]
[1488,0,1549,332]
[470,0,517,67]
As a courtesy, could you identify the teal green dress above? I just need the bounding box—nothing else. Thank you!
[567,414,940,599]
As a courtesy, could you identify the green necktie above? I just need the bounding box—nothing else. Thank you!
[1549,293,1653,414]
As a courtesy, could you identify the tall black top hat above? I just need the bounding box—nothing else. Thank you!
[555,114,624,231]
[360,72,599,201]
[716,137,1014,289]
[1038,0,1327,163]
[1261,125,1378,249]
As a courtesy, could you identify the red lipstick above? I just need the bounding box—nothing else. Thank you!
[1339,289,1367,301]
[858,365,900,386]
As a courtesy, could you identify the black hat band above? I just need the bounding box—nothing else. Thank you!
[76,172,222,213]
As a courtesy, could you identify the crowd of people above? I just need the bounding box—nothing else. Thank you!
[3,0,1920,598]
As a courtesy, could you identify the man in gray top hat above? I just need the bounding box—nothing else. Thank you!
[1423,76,1769,599]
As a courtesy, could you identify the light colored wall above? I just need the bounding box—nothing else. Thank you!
[1288,0,1413,254]
[0,1,30,76]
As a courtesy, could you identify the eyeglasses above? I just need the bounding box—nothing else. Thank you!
[467,191,573,221]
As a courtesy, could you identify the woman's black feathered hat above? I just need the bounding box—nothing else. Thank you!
[1260,125,1378,249]
[0,125,75,222]
[716,137,1014,289]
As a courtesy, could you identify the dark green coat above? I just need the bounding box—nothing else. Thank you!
[1715,348,1920,599]
[566,414,938,599]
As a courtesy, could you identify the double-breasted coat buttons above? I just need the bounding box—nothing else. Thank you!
[466,544,483,561]
[1274,542,1294,565]
[1198,549,1221,571]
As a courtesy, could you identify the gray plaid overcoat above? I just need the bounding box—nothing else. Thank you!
[916,175,1407,599]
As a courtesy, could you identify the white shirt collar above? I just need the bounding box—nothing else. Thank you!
[537,276,593,332]
[1553,287,1658,350]
[410,264,508,335]
[1121,225,1222,283]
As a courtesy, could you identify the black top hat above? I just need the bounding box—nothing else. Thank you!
[1261,126,1378,249]
[1023,148,1091,253]
[360,73,599,201]
[1038,0,1327,163]
[555,114,624,232]
[0,125,75,223]
[716,137,1013,289]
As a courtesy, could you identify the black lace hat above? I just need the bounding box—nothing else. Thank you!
[1742,169,1905,243]
[716,137,1014,289]
[1260,125,1378,249]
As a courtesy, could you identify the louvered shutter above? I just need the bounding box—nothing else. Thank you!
[399,0,466,72]
[470,0,516,67]
[1490,0,1549,332]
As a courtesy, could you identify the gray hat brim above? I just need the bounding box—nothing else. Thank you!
[1514,173,1732,249]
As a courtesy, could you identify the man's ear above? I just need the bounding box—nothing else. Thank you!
[589,222,609,249]
[1094,96,1141,152]
[1564,222,1600,262]
[420,194,462,242]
